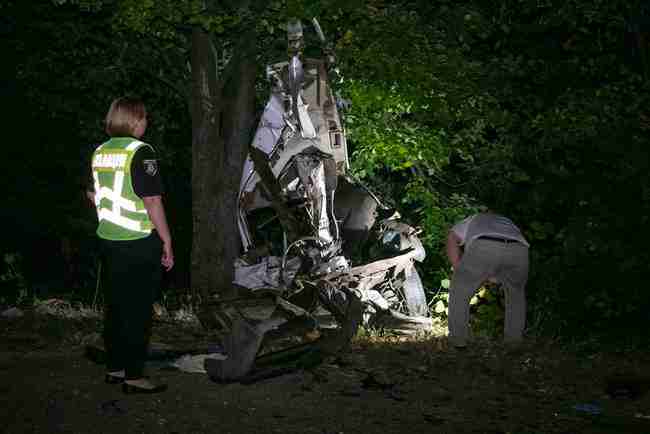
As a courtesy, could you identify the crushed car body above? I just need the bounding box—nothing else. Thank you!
[205,19,432,383]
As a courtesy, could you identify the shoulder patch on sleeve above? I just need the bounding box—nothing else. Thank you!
[143,159,158,176]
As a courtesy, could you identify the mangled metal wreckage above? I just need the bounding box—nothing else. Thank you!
[205,20,432,383]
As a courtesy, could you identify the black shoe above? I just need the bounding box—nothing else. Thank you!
[105,374,125,384]
[122,382,167,394]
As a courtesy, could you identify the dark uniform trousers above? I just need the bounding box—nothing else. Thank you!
[101,232,162,379]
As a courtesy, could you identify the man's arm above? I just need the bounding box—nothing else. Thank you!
[142,195,174,271]
[446,230,462,269]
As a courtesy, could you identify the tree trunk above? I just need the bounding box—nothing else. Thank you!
[190,27,256,329]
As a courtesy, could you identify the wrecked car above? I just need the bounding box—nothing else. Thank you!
[205,19,432,383]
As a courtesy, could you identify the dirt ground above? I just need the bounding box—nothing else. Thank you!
[1,309,650,434]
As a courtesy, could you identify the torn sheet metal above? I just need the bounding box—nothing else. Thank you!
[234,16,430,332]
[216,19,432,383]
[358,289,391,311]
[233,256,301,291]
[171,353,227,374]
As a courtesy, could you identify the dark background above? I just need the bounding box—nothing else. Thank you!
[1,0,649,344]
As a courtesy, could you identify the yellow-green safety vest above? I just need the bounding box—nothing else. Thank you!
[91,137,154,240]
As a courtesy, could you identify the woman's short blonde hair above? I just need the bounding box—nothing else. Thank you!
[104,97,147,137]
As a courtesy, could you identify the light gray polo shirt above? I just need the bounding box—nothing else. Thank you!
[451,213,529,250]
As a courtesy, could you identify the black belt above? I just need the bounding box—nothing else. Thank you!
[478,236,519,244]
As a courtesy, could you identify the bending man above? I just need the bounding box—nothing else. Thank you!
[446,211,529,347]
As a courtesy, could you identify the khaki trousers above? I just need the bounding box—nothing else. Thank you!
[448,238,529,346]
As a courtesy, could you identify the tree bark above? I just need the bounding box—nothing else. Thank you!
[190,26,256,328]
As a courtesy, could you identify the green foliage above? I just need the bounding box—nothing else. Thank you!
[430,279,450,317]
[333,2,501,295]
[429,278,505,339]
[332,0,650,339]
[1,253,28,306]
[470,286,505,339]
[5,0,648,342]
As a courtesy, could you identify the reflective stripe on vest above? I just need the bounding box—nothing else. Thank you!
[92,139,154,240]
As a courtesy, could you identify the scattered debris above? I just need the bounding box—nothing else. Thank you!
[152,302,168,319]
[572,403,602,415]
[98,399,127,417]
[339,386,363,397]
[1,306,24,319]
[171,353,228,374]
[80,332,102,346]
[171,308,200,324]
[34,298,100,319]
[605,374,650,400]
[361,371,395,391]
[423,412,445,425]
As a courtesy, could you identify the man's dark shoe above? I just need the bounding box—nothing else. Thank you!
[448,337,468,352]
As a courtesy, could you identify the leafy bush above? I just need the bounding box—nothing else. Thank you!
[1,253,28,306]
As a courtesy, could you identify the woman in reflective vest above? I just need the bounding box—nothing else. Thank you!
[90,96,173,394]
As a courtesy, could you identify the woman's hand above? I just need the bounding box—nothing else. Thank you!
[161,241,174,271]
[142,195,174,272]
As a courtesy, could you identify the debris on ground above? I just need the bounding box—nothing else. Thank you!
[171,353,228,374]
[34,298,100,319]
[1,307,24,319]
[572,403,602,415]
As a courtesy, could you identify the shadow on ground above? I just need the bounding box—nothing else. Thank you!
[1,310,650,434]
